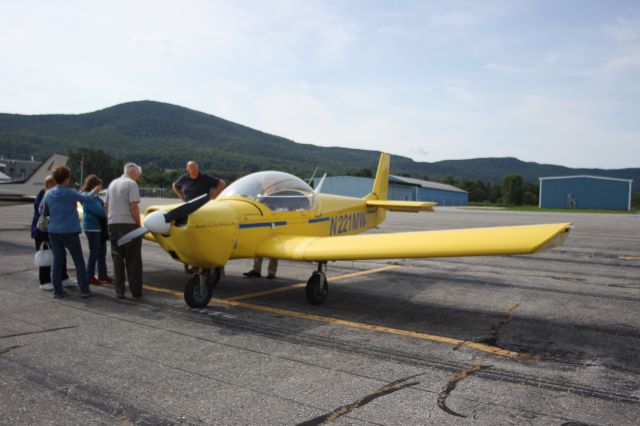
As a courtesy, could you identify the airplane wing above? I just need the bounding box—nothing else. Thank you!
[365,200,436,212]
[255,223,571,261]
[0,194,36,204]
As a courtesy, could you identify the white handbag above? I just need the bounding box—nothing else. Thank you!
[34,248,53,268]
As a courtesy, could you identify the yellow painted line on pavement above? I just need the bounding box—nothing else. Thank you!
[143,283,182,297]
[141,274,537,360]
[224,265,402,302]
[213,298,538,360]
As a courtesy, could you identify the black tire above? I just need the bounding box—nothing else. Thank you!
[208,267,222,288]
[306,272,328,305]
[184,274,213,308]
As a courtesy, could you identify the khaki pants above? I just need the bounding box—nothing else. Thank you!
[253,257,278,276]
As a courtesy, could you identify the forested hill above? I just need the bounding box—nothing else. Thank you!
[1,100,638,190]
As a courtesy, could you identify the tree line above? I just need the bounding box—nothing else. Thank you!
[70,147,538,205]
[71,148,640,209]
[447,174,539,206]
[67,148,234,192]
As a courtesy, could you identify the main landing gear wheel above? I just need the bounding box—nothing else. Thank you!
[306,262,329,305]
[184,268,222,308]
[206,267,223,289]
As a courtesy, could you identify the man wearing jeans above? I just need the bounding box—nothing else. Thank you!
[105,163,143,299]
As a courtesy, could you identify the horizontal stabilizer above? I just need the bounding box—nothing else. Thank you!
[366,200,436,212]
[256,223,571,261]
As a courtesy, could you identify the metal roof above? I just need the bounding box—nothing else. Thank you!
[539,175,632,183]
[389,175,468,193]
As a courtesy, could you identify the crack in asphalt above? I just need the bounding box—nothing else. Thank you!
[120,414,137,426]
[297,373,423,425]
[67,295,640,404]
[0,344,24,354]
[0,356,186,425]
[474,303,541,361]
[0,268,36,277]
[478,303,520,347]
[92,342,380,424]
[436,358,488,418]
[0,325,78,339]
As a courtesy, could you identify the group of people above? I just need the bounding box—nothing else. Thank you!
[30,159,278,300]
[31,163,144,298]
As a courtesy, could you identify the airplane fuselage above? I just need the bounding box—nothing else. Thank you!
[147,193,387,269]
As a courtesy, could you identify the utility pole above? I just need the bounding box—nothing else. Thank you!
[80,155,84,187]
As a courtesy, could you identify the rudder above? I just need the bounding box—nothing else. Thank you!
[367,153,389,200]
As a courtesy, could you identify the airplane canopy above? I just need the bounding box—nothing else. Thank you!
[219,171,318,211]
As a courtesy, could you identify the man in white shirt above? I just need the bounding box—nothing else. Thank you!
[105,163,143,299]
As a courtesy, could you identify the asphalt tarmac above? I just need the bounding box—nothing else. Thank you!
[1,200,639,425]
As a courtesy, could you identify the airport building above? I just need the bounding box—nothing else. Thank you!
[0,157,40,181]
[313,175,468,206]
[539,175,633,211]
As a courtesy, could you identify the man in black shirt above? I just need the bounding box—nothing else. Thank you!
[172,161,226,274]
[173,161,226,201]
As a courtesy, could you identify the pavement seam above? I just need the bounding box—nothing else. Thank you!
[297,373,424,425]
[436,358,488,418]
[0,325,78,339]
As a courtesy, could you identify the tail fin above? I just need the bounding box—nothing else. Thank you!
[367,153,390,200]
[0,154,68,195]
[23,154,69,186]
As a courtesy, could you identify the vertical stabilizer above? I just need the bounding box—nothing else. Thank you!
[367,153,390,200]
[0,153,68,196]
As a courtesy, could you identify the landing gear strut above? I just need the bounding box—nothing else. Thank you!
[184,267,222,308]
[306,262,328,305]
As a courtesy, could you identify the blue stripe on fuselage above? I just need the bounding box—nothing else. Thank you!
[308,217,330,223]
[239,221,287,229]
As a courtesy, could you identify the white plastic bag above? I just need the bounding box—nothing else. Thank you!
[34,248,53,268]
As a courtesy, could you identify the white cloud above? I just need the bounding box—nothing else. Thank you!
[0,1,638,169]
[604,17,640,44]
[598,47,640,76]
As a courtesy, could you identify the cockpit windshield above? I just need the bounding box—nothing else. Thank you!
[219,171,317,211]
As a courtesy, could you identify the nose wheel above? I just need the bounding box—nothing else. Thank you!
[306,262,329,305]
[184,267,222,308]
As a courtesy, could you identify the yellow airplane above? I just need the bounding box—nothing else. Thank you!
[117,153,571,308]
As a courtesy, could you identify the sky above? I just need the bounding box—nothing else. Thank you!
[1,1,639,169]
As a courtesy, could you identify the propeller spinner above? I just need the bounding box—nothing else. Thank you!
[117,194,210,246]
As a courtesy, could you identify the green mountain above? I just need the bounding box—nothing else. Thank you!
[1,100,638,190]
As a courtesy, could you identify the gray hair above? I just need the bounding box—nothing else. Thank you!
[124,162,142,175]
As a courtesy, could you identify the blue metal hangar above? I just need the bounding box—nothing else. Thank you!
[313,175,468,206]
[539,175,633,211]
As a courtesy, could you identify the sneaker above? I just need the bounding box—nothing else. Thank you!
[52,290,69,298]
[88,276,102,285]
[39,282,53,290]
[266,274,276,279]
[243,270,261,278]
[115,293,125,299]
[98,275,114,284]
[81,292,92,298]
[62,279,77,287]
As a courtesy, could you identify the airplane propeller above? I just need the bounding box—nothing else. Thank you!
[117,193,210,246]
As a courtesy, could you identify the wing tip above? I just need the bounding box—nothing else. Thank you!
[536,223,572,252]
